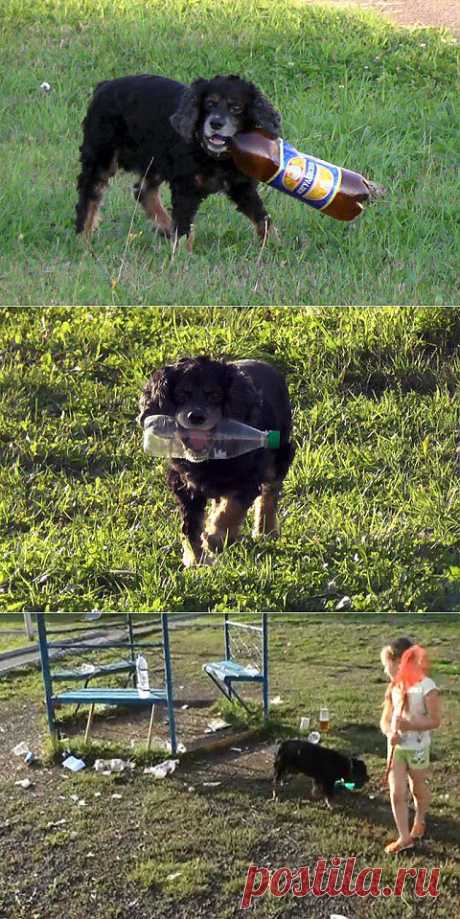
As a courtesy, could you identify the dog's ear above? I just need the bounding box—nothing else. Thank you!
[170,79,208,142]
[138,365,178,426]
[248,84,282,136]
[223,363,262,423]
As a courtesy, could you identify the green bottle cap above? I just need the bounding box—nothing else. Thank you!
[267,430,280,449]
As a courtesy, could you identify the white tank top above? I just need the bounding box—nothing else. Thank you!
[390,677,437,750]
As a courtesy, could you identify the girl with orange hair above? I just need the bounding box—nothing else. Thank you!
[380,637,441,855]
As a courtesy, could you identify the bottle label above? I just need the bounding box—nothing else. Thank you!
[268,140,342,211]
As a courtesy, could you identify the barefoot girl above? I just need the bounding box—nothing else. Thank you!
[380,637,441,855]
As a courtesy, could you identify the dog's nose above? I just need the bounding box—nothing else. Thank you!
[209,117,225,131]
[187,410,206,426]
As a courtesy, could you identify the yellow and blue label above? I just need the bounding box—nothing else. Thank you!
[268,139,342,211]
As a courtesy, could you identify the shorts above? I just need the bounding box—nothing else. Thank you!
[393,746,430,769]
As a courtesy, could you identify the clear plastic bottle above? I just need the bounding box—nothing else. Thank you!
[143,415,280,461]
[136,654,150,698]
[230,129,383,221]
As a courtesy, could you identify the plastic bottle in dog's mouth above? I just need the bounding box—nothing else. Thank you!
[143,415,280,462]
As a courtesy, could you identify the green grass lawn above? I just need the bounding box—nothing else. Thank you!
[0,306,459,612]
[0,614,459,918]
[0,0,459,305]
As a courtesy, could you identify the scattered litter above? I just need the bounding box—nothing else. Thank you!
[181,704,189,710]
[86,852,95,859]
[63,756,86,773]
[202,781,221,788]
[299,717,310,732]
[230,747,242,753]
[24,752,34,766]
[187,786,195,792]
[93,758,134,774]
[205,718,230,733]
[69,794,80,802]
[40,81,51,92]
[270,696,283,706]
[111,794,123,800]
[77,800,87,807]
[143,759,179,779]
[336,595,352,611]
[46,819,66,829]
[167,872,182,881]
[369,794,376,800]
[15,779,32,789]
[12,742,31,757]
[307,731,321,744]
[78,664,96,675]
[330,915,351,919]
[94,792,102,798]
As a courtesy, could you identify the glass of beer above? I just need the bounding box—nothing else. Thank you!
[319,706,330,732]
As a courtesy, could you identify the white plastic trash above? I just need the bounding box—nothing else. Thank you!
[299,717,310,732]
[12,742,31,757]
[136,654,150,698]
[144,759,179,779]
[63,756,86,772]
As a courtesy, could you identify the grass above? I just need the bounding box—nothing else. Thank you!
[0,614,459,918]
[0,306,459,612]
[0,0,459,305]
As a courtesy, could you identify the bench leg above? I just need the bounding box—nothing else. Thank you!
[147,705,156,750]
[84,704,95,744]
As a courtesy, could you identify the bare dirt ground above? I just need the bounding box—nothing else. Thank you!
[305,0,460,37]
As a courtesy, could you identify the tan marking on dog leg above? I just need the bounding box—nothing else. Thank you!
[82,159,117,237]
[82,198,102,236]
[252,485,280,538]
[204,497,248,554]
[141,186,172,235]
[182,538,216,568]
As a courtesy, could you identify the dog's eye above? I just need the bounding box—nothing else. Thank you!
[230,104,242,115]
[204,390,222,403]
[175,389,192,403]
[205,98,218,111]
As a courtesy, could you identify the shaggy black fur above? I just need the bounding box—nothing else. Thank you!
[76,74,281,245]
[273,740,369,808]
[139,356,294,566]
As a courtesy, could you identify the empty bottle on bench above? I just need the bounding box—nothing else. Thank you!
[143,415,280,462]
[230,129,382,221]
[136,654,150,698]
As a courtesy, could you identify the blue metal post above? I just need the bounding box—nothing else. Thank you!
[127,614,135,663]
[224,614,232,700]
[161,615,177,756]
[37,615,57,737]
[262,614,269,720]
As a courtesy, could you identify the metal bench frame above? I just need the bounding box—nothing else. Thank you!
[37,615,177,754]
[203,615,268,718]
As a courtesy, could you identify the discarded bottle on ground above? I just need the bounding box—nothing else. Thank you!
[143,415,280,462]
[136,654,150,698]
[230,129,383,221]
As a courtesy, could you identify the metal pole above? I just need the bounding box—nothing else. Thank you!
[224,614,232,701]
[161,615,177,756]
[37,615,57,737]
[262,614,269,720]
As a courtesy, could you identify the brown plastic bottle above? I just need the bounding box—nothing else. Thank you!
[230,129,378,222]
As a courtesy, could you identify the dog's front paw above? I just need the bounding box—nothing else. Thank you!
[182,543,216,568]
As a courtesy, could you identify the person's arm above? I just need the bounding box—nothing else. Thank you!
[380,693,394,736]
[395,689,441,733]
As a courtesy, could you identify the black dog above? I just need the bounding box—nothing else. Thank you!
[76,74,281,249]
[138,356,294,567]
[273,740,368,809]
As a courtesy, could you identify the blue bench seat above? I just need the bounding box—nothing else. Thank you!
[53,688,168,706]
[203,660,263,684]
